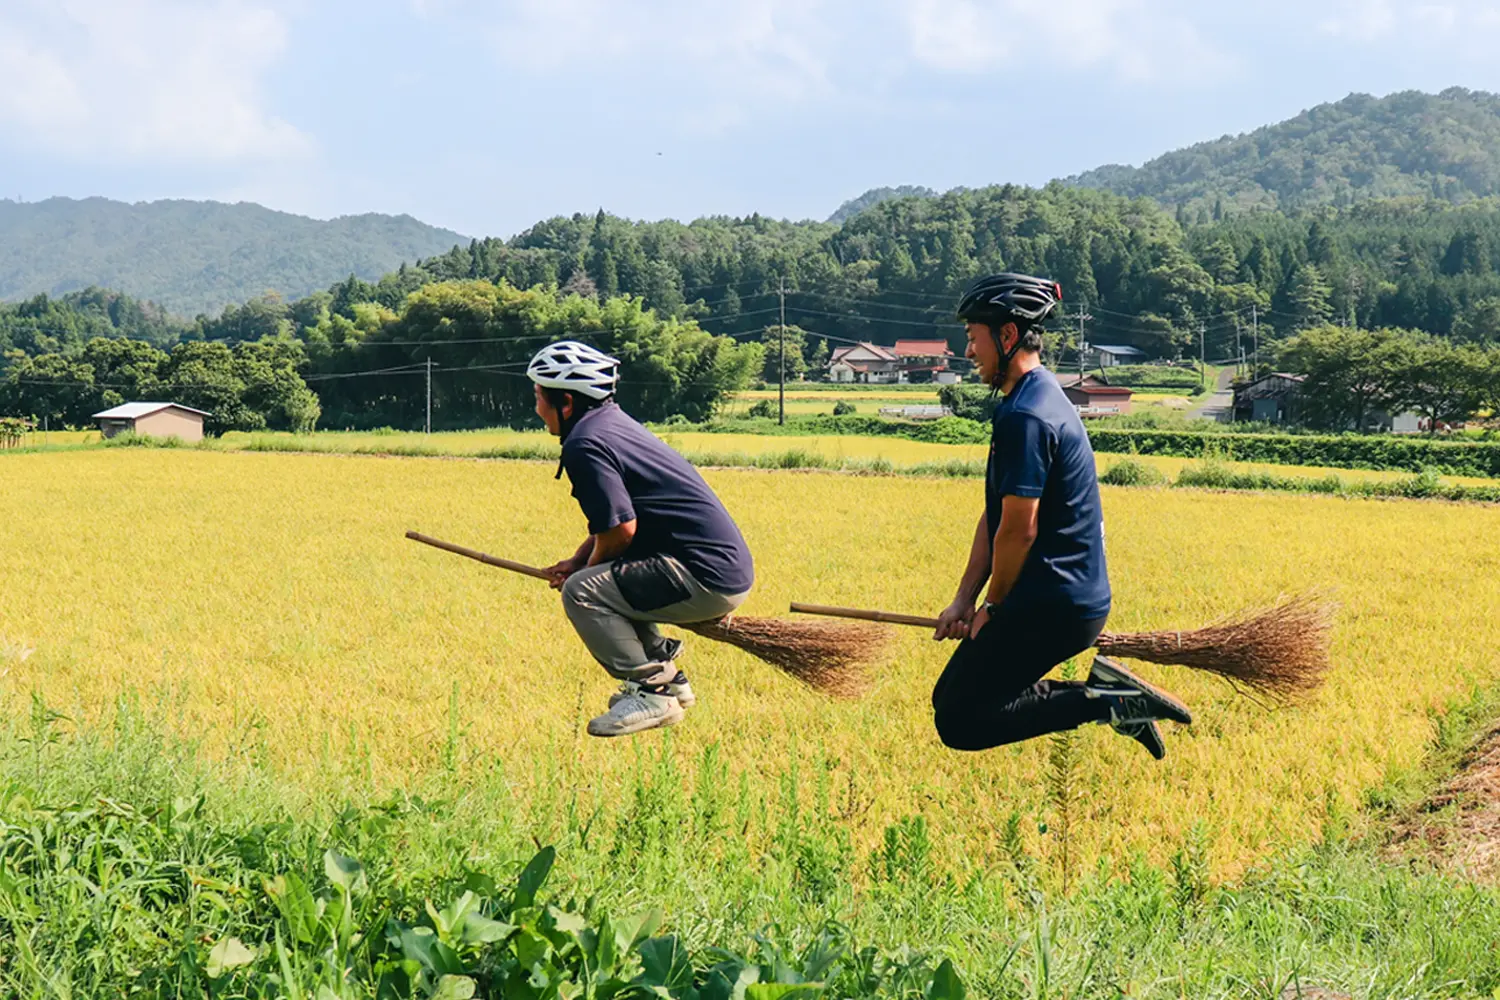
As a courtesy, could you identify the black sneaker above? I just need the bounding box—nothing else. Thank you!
[1086,656,1191,760]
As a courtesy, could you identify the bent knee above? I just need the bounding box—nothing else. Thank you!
[933,708,987,752]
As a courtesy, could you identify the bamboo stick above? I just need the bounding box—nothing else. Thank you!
[789,602,941,629]
[405,530,553,581]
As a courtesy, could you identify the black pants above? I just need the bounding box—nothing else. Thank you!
[931,602,1110,752]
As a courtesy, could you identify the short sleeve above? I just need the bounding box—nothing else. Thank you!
[563,439,636,534]
[993,412,1055,498]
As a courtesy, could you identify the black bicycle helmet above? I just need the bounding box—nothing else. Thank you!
[955,272,1062,327]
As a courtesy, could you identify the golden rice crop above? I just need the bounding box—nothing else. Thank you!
[3,448,1499,877]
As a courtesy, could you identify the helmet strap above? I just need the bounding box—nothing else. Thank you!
[988,321,1024,391]
[553,393,612,480]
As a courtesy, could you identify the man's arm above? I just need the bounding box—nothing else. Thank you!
[970,495,1040,637]
[587,519,637,565]
[934,511,990,640]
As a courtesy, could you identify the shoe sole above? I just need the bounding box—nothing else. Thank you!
[587,701,686,738]
[1090,656,1193,726]
[1119,720,1167,760]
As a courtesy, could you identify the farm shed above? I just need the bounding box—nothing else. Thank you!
[1086,344,1148,368]
[1232,373,1303,424]
[1058,374,1133,417]
[93,402,210,442]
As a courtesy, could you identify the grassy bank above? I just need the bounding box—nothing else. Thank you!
[4,694,1500,999]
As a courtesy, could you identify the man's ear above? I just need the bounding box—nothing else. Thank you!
[560,392,575,420]
[1000,322,1019,352]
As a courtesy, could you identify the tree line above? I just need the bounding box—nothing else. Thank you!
[1277,325,1500,434]
[1,282,762,432]
[0,337,321,435]
[6,182,1500,430]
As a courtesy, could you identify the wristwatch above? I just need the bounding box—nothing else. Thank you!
[982,600,1002,617]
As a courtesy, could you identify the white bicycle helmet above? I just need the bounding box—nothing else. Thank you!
[527,340,619,400]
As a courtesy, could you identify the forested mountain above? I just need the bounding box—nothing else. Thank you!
[827,186,937,223]
[13,184,1500,392]
[294,186,1500,363]
[0,197,467,317]
[1067,89,1500,217]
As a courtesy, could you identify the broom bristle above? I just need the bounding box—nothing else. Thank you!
[1096,593,1336,700]
[682,615,891,699]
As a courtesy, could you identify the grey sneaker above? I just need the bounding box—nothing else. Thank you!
[587,687,685,738]
[610,671,695,709]
[1086,656,1190,760]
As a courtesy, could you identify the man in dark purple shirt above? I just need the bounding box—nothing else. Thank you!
[528,341,755,738]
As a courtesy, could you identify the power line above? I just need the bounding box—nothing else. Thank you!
[781,305,960,329]
[789,290,953,315]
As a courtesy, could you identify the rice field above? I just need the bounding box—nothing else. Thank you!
[721,389,942,417]
[5,447,1499,879]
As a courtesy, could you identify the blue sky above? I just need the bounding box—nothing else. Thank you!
[5,0,1500,239]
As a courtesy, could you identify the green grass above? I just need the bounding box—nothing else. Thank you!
[4,693,1500,998]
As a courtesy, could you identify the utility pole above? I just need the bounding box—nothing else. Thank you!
[778,276,786,426]
[425,357,432,434]
[1199,323,1206,390]
[1251,304,1259,375]
[1234,315,1242,377]
[1076,305,1092,380]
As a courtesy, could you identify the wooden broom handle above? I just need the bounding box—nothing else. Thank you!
[789,602,941,629]
[405,531,553,582]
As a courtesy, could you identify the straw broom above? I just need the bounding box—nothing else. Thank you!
[408,531,1336,702]
[789,594,1337,702]
[405,532,887,698]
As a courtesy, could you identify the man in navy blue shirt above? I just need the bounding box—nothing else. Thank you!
[528,341,755,738]
[930,275,1192,759]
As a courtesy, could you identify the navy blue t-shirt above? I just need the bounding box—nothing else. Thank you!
[561,402,755,595]
[986,367,1111,618]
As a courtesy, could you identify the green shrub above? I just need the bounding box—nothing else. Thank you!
[747,399,775,419]
[1088,428,1500,477]
[101,431,188,449]
[909,416,989,445]
[938,383,996,422]
[1097,364,1204,389]
[1099,459,1169,487]
[832,400,856,416]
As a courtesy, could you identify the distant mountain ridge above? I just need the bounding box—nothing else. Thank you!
[0,197,467,316]
[827,185,938,223]
[830,89,1500,223]
[1066,88,1500,214]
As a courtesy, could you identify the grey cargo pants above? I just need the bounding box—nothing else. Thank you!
[560,553,749,681]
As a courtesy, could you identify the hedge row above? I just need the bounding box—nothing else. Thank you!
[1088,429,1500,477]
[683,414,1500,477]
[1173,463,1500,503]
[682,414,992,444]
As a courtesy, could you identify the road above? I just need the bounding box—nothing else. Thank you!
[1186,367,1236,423]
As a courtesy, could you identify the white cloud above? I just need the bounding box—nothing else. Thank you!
[0,0,310,163]
[1319,1,1500,40]
[904,0,1226,81]
[434,0,837,106]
